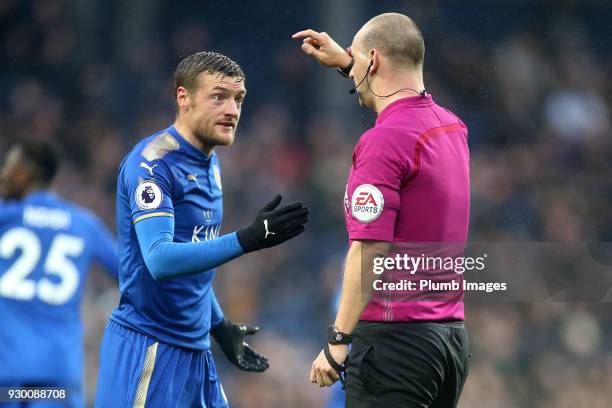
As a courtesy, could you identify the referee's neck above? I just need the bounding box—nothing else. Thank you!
[372,72,425,114]
[374,91,415,114]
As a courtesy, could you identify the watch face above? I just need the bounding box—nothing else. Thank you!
[327,325,350,344]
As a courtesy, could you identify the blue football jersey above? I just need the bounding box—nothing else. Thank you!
[0,191,118,387]
[111,125,225,350]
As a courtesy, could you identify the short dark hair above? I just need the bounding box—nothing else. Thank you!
[174,51,245,99]
[16,140,59,185]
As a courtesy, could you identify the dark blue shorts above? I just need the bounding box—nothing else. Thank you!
[94,320,229,408]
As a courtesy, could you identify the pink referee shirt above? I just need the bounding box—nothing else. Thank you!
[344,94,470,322]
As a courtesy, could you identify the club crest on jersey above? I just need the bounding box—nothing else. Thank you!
[135,181,163,210]
[351,184,384,223]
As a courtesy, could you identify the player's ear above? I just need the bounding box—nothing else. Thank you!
[176,86,190,110]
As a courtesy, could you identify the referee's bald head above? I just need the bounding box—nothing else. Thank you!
[355,13,425,70]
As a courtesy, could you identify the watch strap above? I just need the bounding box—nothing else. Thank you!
[328,325,353,344]
[323,343,347,389]
[337,57,354,78]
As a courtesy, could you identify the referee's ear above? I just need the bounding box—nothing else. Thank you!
[369,49,380,75]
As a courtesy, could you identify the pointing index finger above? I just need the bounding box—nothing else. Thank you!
[292,29,323,41]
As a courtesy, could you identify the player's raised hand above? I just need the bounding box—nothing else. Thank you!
[292,29,352,69]
[237,194,309,253]
[211,319,269,372]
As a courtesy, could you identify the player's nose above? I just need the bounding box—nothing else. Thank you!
[224,100,240,118]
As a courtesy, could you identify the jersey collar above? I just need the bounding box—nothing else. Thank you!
[24,189,56,201]
[375,94,434,127]
[167,125,212,162]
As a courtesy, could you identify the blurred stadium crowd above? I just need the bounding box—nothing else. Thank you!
[1,1,611,407]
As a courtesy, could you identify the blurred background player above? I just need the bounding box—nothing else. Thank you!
[294,13,470,407]
[94,51,309,408]
[0,141,119,408]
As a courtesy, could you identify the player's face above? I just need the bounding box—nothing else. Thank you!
[0,147,29,199]
[186,73,246,148]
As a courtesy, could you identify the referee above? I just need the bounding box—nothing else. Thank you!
[293,13,471,408]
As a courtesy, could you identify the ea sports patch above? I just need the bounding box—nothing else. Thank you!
[135,181,163,210]
[351,184,384,223]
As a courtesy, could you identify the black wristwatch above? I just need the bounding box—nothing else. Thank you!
[327,325,353,345]
[337,57,354,78]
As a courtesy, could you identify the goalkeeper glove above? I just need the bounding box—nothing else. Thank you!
[211,319,269,372]
[237,194,309,253]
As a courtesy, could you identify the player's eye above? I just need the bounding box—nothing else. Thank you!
[235,97,244,107]
[211,94,225,102]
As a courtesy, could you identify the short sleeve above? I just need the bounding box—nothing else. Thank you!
[121,154,175,224]
[347,130,407,242]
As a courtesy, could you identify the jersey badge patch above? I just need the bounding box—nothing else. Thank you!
[135,181,163,210]
[351,184,384,223]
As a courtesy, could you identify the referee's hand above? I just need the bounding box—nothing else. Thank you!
[292,29,352,69]
[310,344,348,387]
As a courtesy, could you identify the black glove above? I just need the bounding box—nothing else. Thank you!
[211,318,269,372]
[237,194,309,253]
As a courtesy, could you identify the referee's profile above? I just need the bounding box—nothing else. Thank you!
[293,12,471,407]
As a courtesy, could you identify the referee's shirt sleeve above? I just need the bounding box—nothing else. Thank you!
[347,129,408,242]
[122,154,175,224]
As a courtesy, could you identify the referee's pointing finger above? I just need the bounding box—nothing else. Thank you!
[292,29,324,41]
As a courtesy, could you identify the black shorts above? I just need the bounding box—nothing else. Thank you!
[345,320,470,408]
